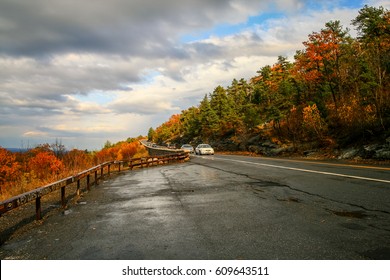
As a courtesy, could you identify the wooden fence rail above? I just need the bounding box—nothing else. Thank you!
[0,152,189,220]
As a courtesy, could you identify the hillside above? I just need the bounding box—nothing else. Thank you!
[149,5,390,161]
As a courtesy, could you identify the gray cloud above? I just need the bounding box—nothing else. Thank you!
[0,0,269,57]
[0,0,273,114]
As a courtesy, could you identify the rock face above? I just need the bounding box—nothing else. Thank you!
[246,135,278,156]
[213,135,294,157]
[338,141,390,160]
[209,134,390,161]
[338,147,360,159]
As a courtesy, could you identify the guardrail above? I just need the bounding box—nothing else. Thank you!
[139,140,187,157]
[0,152,189,220]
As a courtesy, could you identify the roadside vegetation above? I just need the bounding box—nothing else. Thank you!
[149,6,390,157]
[0,137,147,201]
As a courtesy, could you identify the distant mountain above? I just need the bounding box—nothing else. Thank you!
[5,148,29,153]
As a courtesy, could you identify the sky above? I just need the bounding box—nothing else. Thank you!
[0,0,389,150]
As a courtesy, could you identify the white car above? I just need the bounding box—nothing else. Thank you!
[181,144,194,153]
[195,144,214,155]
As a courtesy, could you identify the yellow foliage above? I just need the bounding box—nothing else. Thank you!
[302,104,327,139]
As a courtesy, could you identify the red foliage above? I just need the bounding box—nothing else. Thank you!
[95,146,119,163]
[28,151,64,180]
[117,142,138,161]
[0,147,20,186]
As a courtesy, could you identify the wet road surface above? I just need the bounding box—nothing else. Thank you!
[1,155,390,259]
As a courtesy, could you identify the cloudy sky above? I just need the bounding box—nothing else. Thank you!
[0,0,388,150]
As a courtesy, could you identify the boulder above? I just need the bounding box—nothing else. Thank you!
[338,148,359,159]
[373,148,390,160]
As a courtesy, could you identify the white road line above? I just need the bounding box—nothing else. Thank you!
[211,157,390,184]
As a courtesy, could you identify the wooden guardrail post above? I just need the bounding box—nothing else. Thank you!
[61,186,66,208]
[36,196,42,220]
[76,179,81,198]
[87,174,90,191]
[129,159,133,170]
[94,170,98,186]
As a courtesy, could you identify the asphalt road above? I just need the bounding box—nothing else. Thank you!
[1,154,389,259]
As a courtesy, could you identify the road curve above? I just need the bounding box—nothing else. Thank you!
[0,154,389,259]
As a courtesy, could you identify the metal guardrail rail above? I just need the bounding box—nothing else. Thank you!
[0,152,189,220]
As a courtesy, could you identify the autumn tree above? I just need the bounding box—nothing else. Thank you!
[117,142,138,161]
[153,114,182,144]
[295,21,353,111]
[51,139,66,159]
[63,149,93,175]
[29,151,64,180]
[95,145,119,163]
[0,147,21,194]
[302,104,328,141]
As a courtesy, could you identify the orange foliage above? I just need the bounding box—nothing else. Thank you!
[327,96,376,129]
[117,142,138,161]
[293,23,345,89]
[303,28,342,68]
[63,149,93,175]
[0,147,20,186]
[95,146,119,163]
[28,151,64,180]
[95,140,147,163]
[154,114,182,143]
[293,51,322,83]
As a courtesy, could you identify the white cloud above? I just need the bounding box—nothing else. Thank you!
[108,91,180,115]
[22,131,49,138]
[365,0,390,7]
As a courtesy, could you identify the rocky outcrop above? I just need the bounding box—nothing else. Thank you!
[212,134,292,156]
[209,134,390,161]
[338,140,390,160]
[212,135,390,161]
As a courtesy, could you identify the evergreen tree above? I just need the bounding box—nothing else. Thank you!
[148,127,155,141]
[199,95,220,140]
